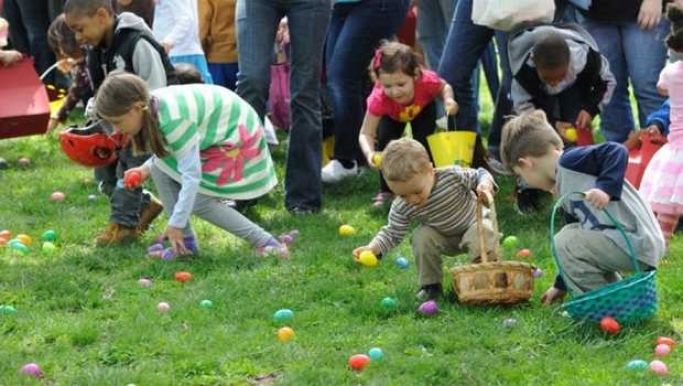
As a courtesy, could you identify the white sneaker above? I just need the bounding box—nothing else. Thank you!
[321,159,359,183]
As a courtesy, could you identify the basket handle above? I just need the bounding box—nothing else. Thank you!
[476,191,500,263]
[549,191,640,297]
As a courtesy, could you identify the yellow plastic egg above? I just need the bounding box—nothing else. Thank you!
[358,251,378,267]
[277,327,295,342]
[372,153,383,167]
[565,128,578,142]
[339,224,356,237]
[16,234,32,246]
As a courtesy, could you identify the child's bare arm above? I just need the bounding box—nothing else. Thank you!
[359,112,382,167]
[440,80,458,116]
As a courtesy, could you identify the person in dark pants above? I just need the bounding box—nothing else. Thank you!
[320,0,409,184]
[358,41,458,207]
[235,0,331,215]
[3,0,57,83]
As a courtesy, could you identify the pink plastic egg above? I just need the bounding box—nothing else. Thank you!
[655,344,672,357]
[650,360,669,376]
[157,302,171,313]
[138,278,152,287]
[417,300,438,315]
[50,191,66,201]
[19,363,42,378]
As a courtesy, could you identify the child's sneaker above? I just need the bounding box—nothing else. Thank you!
[96,223,140,245]
[147,235,200,260]
[416,283,443,302]
[256,237,290,259]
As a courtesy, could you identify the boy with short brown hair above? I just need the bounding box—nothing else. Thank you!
[354,138,497,301]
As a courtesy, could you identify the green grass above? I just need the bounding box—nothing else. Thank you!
[1,111,683,385]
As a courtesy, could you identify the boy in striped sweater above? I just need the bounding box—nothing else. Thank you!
[353,138,497,301]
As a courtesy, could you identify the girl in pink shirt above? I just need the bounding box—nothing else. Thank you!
[359,41,458,206]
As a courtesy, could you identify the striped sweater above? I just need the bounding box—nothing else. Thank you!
[369,166,495,255]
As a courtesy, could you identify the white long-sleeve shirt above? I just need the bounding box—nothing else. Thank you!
[153,0,204,56]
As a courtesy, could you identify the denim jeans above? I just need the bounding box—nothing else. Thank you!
[94,145,152,227]
[3,0,56,82]
[326,0,409,164]
[579,16,669,142]
[438,0,511,158]
[236,0,331,211]
[209,62,239,91]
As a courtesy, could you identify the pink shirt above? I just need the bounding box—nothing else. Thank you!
[366,69,443,122]
[658,62,683,149]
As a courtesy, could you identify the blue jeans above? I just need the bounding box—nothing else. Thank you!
[580,16,669,142]
[236,0,331,211]
[326,0,409,163]
[438,0,511,157]
[209,62,239,91]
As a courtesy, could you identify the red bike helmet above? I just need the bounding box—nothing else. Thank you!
[59,120,129,167]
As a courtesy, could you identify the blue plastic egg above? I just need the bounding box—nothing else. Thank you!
[395,256,409,269]
[273,308,294,322]
[368,347,384,361]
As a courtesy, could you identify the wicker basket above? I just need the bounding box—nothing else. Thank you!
[550,192,658,324]
[451,192,534,304]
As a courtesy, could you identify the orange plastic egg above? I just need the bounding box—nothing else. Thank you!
[174,271,193,283]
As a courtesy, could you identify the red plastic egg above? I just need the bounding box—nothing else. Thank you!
[599,317,620,334]
[174,271,193,283]
[516,249,531,258]
[124,171,142,189]
[348,354,371,371]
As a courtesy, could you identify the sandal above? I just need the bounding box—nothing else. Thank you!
[372,192,394,207]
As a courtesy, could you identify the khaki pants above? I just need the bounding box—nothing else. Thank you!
[412,217,496,287]
[554,223,649,294]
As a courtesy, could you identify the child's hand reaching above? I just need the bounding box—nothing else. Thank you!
[444,98,459,116]
[575,110,593,131]
[123,166,150,189]
[584,188,610,210]
[165,226,188,255]
[476,180,495,204]
[540,286,566,305]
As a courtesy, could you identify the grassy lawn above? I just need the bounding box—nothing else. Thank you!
[1,109,683,385]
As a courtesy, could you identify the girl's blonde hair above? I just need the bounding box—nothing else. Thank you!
[95,71,168,157]
[500,110,563,169]
[368,40,422,82]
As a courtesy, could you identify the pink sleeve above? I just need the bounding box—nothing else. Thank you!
[367,84,388,116]
[658,65,672,90]
[420,70,445,100]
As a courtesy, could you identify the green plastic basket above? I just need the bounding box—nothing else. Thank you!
[550,192,657,324]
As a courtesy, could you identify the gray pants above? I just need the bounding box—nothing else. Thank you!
[95,145,152,227]
[412,218,496,287]
[150,164,274,248]
[554,223,650,294]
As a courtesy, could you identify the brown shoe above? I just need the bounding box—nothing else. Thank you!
[138,197,164,234]
[95,223,140,245]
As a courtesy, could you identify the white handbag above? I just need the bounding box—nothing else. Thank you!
[471,0,556,32]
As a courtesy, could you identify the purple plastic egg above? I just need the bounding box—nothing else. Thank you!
[533,268,543,278]
[19,363,42,378]
[417,300,438,315]
[281,234,294,245]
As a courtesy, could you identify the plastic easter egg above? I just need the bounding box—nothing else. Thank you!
[10,242,29,255]
[650,360,669,376]
[277,327,295,342]
[16,234,32,246]
[175,271,193,283]
[42,230,57,242]
[368,347,384,361]
[0,305,17,315]
[502,236,518,248]
[599,317,620,334]
[339,224,356,237]
[42,242,56,255]
[358,251,378,267]
[380,297,397,310]
[274,309,294,323]
[626,359,648,370]
[516,249,531,258]
[138,278,152,287]
[533,268,543,278]
[0,230,11,240]
[19,363,42,378]
[502,318,517,327]
[51,191,66,202]
[417,300,438,315]
[655,344,672,357]
[565,128,578,142]
[18,157,30,167]
[396,256,409,269]
[88,194,97,201]
[372,153,383,167]
[200,300,213,309]
[157,302,171,313]
[124,170,142,189]
[348,354,371,371]
[280,234,294,245]
[656,337,676,348]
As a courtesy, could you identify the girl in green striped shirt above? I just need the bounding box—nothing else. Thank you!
[95,72,288,259]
